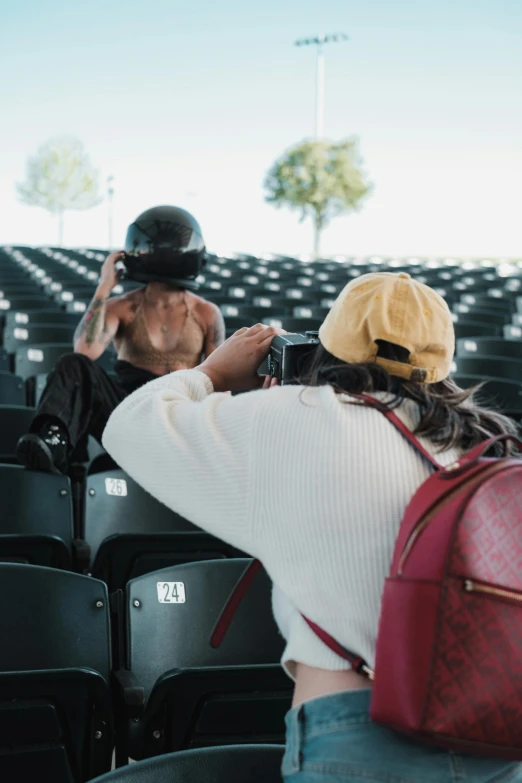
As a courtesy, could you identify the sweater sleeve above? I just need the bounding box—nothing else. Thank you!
[102,369,261,554]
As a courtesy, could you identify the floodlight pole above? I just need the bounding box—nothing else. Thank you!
[295,34,349,139]
[316,46,325,138]
[107,175,115,250]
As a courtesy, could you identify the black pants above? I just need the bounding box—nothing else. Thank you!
[32,354,159,458]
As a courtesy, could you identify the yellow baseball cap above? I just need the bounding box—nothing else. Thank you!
[318,272,455,383]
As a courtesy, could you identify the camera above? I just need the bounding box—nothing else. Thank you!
[266,331,320,385]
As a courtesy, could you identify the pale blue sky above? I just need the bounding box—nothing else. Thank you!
[1,0,521,256]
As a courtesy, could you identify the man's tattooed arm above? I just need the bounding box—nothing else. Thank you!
[73,291,120,358]
[74,296,106,346]
[204,307,226,358]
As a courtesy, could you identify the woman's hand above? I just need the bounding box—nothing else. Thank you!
[196,323,287,392]
[261,375,279,390]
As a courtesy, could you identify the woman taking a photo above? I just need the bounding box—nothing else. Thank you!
[103,272,520,783]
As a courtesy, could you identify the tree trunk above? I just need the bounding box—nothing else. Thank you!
[313,214,322,258]
[57,211,64,247]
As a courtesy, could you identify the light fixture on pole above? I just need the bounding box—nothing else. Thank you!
[294,33,348,138]
[107,175,115,250]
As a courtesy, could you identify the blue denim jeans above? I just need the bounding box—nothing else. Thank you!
[282,690,522,783]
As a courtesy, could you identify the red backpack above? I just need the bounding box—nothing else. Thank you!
[212,395,522,759]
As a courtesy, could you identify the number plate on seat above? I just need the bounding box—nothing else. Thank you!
[105,477,128,496]
[157,582,186,604]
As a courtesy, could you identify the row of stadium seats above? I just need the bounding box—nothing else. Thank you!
[0,335,522,412]
[0,460,246,587]
[0,245,521,420]
[0,559,290,780]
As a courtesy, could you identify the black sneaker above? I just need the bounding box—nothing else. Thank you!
[16,421,69,474]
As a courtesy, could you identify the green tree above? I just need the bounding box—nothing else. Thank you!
[265,138,371,257]
[17,135,103,246]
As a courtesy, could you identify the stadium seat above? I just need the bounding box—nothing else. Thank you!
[504,325,522,340]
[15,343,117,381]
[252,295,310,310]
[0,371,25,404]
[262,316,322,332]
[293,305,329,319]
[223,315,257,337]
[85,468,244,591]
[4,309,80,330]
[0,465,74,568]
[90,745,284,783]
[452,305,511,326]
[0,296,60,312]
[0,404,35,462]
[452,355,522,384]
[456,337,522,360]
[0,563,113,782]
[221,305,290,321]
[115,559,290,760]
[452,321,503,339]
[3,323,76,353]
[460,293,515,310]
[452,374,522,420]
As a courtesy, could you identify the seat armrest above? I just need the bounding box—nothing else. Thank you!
[114,669,145,719]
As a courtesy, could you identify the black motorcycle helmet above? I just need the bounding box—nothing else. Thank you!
[123,205,207,291]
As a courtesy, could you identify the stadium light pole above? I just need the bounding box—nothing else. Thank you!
[107,175,115,250]
[294,34,348,138]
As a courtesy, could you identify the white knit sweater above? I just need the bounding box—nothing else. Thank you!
[102,369,461,679]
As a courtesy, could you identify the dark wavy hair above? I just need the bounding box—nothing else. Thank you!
[297,341,518,456]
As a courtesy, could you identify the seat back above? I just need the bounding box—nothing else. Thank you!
[222,315,256,335]
[89,744,284,783]
[452,355,522,383]
[0,285,44,297]
[0,564,113,782]
[504,325,522,340]
[123,561,290,756]
[452,305,510,326]
[456,337,522,360]
[4,309,81,330]
[452,374,522,418]
[15,343,73,380]
[126,559,284,700]
[0,372,26,405]
[15,344,117,380]
[0,296,60,312]
[86,469,242,591]
[261,316,322,332]
[452,321,503,339]
[0,563,110,678]
[0,404,35,461]
[0,465,74,567]
[4,323,76,353]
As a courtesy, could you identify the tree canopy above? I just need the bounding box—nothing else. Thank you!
[265,138,371,255]
[17,136,102,244]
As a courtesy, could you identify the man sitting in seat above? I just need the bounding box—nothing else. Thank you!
[17,205,225,475]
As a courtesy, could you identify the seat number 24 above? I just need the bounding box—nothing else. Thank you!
[157,582,186,604]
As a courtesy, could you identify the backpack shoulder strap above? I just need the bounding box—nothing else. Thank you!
[301,614,375,679]
[210,559,263,648]
[353,393,442,470]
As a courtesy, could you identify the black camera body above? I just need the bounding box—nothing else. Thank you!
[267,332,319,385]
